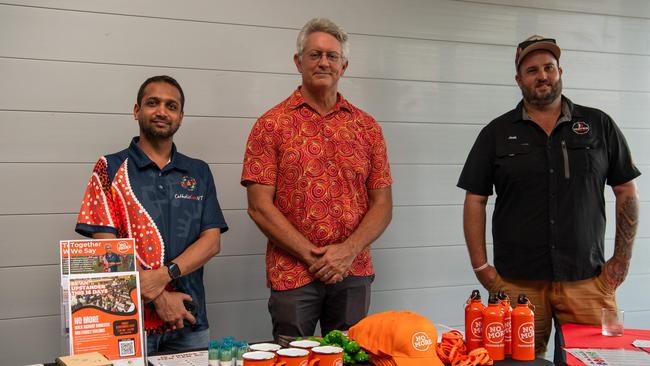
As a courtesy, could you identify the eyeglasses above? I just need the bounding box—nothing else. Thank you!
[304,50,343,63]
[518,38,556,51]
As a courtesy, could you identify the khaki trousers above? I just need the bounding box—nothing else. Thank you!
[488,271,617,355]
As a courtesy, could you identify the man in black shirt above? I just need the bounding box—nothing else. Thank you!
[458,35,640,354]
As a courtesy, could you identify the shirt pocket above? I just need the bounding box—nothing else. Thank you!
[561,137,599,179]
[495,142,534,182]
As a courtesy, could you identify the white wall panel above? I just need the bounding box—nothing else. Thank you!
[3,112,649,167]
[392,164,465,206]
[371,285,479,326]
[204,255,267,303]
[0,214,82,268]
[626,310,650,329]
[206,300,272,342]
[219,210,267,256]
[2,5,649,92]
[377,205,466,248]
[0,163,243,215]
[0,5,296,74]
[372,246,475,291]
[0,112,134,163]
[0,164,92,215]
[384,123,481,164]
[2,162,646,215]
[467,0,650,19]
[3,1,649,55]
[0,265,60,319]
[0,315,61,365]
[611,238,650,275]
[0,58,297,118]
[3,58,650,128]
[0,112,252,164]
[617,274,650,312]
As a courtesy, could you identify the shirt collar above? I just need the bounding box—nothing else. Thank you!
[517,95,578,124]
[287,86,353,114]
[127,137,189,172]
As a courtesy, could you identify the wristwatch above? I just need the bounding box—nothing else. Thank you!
[165,261,181,281]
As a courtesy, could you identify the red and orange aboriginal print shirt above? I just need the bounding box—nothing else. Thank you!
[241,88,392,290]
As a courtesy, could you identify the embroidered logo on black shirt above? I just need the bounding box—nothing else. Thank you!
[572,121,590,135]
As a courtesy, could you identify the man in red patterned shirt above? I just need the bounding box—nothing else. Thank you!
[241,18,393,342]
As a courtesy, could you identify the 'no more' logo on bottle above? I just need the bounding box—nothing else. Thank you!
[485,322,505,343]
[471,317,483,338]
[517,322,534,344]
[412,332,433,351]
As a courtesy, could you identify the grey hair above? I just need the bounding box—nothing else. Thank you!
[296,18,349,59]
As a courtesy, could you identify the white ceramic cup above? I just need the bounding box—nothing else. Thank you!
[249,343,282,352]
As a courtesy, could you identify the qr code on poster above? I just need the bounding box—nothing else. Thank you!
[118,338,135,357]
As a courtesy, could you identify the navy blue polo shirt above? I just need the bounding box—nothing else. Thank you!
[458,97,640,281]
[76,137,228,331]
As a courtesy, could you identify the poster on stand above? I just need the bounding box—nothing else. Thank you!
[61,239,144,366]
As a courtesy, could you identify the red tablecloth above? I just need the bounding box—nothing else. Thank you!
[561,324,650,365]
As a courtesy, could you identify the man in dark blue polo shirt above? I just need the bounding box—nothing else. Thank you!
[458,36,640,355]
[75,75,228,353]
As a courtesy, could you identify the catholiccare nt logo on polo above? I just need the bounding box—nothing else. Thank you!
[175,175,204,201]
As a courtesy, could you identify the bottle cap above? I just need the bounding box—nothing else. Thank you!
[497,289,509,301]
[488,293,499,304]
[517,294,528,304]
[471,289,482,300]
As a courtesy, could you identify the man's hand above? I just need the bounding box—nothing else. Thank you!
[309,244,357,285]
[139,266,170,303]
[603,257,630,289]
[152,291,196,329]
[475,265,498,291]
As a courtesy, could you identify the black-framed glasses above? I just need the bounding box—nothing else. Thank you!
[304,50,343,63]
[518,38,556,50]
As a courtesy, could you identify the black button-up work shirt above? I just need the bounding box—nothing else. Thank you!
[458,97,640,281]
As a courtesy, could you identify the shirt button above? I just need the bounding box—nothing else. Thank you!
[550,219,555,224]
[549,168,554,173]
[158,185,164,190]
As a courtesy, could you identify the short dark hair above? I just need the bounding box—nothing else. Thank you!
[136,75,185,111]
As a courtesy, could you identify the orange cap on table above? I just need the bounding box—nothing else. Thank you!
[349,311,444,366]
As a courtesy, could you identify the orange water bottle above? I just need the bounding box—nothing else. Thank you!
[497,290,513,355]
[482,293,505,361]
[512,294,535,361]
[465,289,485,351]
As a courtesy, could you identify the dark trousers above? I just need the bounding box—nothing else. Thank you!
[268,275,373,343]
